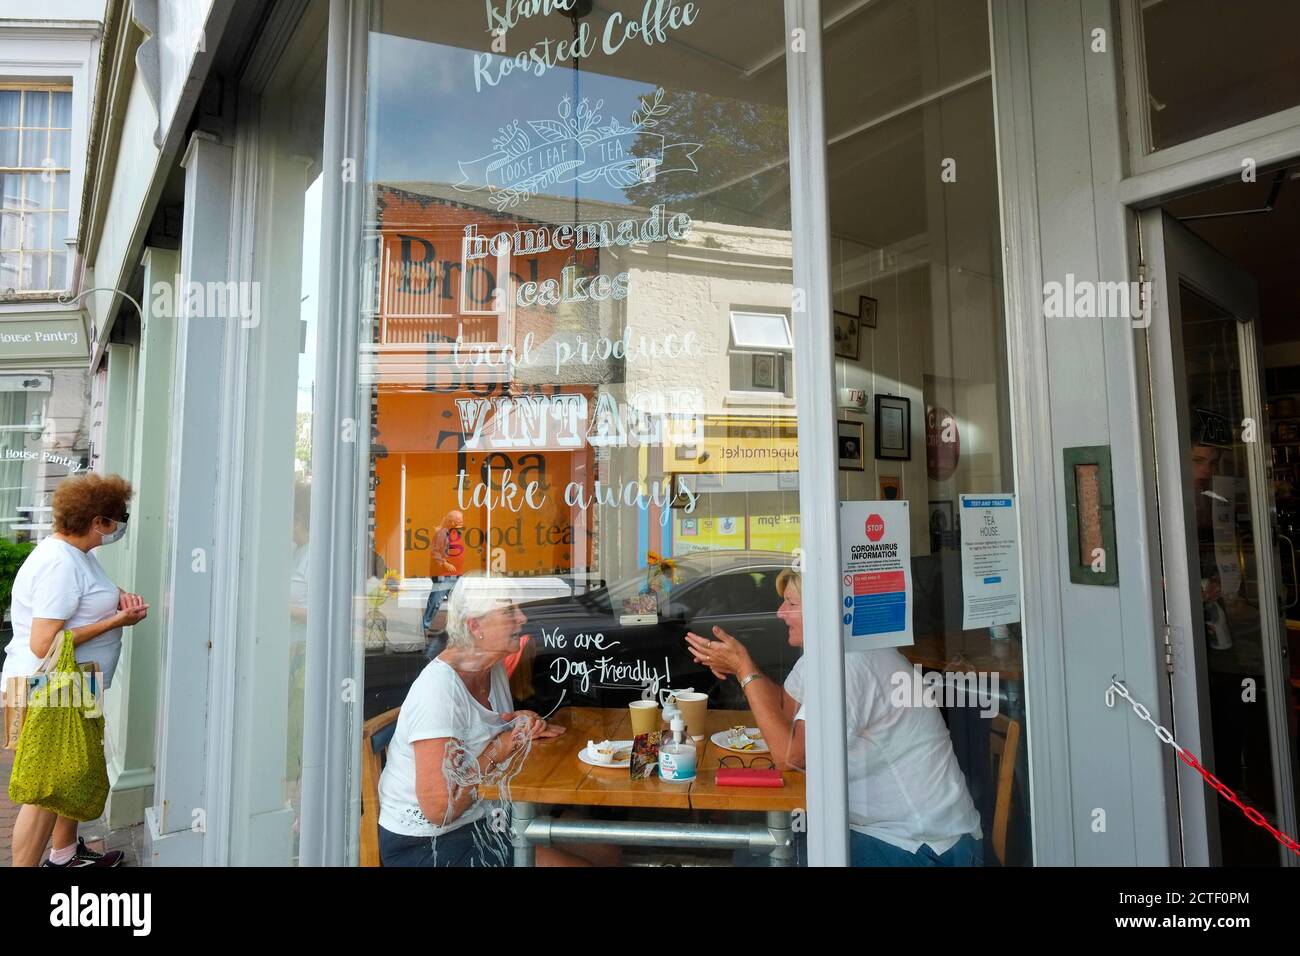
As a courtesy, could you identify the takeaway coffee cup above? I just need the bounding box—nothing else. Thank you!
[629,699,660,737]
[670,691,708,742]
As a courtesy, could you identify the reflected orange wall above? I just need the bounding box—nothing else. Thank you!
[374,388,593,577]
[375,186,598,346]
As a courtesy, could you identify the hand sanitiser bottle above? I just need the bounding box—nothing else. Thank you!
[658,701,696,783]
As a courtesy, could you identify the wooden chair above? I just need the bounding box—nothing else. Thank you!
[360,707,401,867]
[988,714,1022,866]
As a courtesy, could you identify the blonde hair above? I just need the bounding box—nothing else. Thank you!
[775,569,802,598]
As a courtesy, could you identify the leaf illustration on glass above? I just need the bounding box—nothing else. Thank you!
[458,88,696,207]
[528,120,570,143]
[604,164,643,188]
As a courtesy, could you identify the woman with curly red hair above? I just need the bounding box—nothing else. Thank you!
[2,472,149,866]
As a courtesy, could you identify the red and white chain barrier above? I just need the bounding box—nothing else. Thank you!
[1107,676,1300,857]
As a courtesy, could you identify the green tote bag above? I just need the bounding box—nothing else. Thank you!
[8,631,109,821]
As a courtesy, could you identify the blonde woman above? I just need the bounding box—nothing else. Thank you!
[686,569,982,867]
[3,474,148,867]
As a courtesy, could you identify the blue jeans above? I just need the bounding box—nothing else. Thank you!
[422,579,454,633]
[379,817,514,867]
[850,831,983,867]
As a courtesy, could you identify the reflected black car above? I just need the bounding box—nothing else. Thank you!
[511,551,801,716]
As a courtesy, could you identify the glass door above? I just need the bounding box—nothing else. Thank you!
[1143,208,1299,865]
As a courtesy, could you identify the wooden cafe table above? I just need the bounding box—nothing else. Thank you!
[481,706,805,866]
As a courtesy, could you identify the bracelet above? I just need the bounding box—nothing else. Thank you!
[738,672,763,690]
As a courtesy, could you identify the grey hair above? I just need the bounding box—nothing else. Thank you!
[443,574,521,650]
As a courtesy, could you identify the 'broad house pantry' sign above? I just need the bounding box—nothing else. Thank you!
[0,317,88,361]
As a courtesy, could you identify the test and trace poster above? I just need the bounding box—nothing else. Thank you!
[840,500,913,649]
[959,494,1022,629]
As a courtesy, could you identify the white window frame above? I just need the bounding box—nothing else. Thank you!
[728,309,794,399]
[1118,0,1300,182]
[0,84,74,294]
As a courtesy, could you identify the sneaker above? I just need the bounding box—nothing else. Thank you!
[42,837,125,868]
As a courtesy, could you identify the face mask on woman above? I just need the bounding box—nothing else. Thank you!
[98,517,128,546]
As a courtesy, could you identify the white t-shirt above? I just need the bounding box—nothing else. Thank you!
[378,658,513,837]
[786,650,981,854]
[1,537,124,688]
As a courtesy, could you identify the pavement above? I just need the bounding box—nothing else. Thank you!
[0,746,142,867]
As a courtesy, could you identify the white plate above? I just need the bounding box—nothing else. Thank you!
[579,740,634,768]
[710,728,770,754]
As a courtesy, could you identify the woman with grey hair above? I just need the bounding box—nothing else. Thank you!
[377,574,567,866]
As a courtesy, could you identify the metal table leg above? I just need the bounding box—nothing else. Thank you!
[765,809,795,867]
[512,801,538,867]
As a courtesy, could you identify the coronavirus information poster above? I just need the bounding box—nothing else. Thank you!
[839,500,913,650]
[959,494,1022,629]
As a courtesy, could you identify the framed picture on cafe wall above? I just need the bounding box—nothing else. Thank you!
[838,419,865,471]
[874,394,911,461]
[834,311,861,360]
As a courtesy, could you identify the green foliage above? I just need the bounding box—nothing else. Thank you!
[0,538,35,621]
[626,87,790,228]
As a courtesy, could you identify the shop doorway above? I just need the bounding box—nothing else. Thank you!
[1143,171,1300,866]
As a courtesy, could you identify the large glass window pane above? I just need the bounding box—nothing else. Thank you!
[359,0,803,868]
[228,2,326,865]
[822,0,1031,866]
[1140,0,1300,151]
[0,370,92,551]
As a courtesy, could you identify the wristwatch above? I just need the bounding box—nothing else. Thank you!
[738,671,763,690]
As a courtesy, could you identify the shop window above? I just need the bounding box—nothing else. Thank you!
[0,368,91,551]
[0,87,73,293]
[355,0,808,869]
[728,310,792,397]
[1135,0,1300,152]
[822,0,1032,866]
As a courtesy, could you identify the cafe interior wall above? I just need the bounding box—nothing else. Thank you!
[826,21,1008,558]
[831,240,1007,557]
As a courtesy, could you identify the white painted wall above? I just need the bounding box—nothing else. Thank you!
[0,0,105,21]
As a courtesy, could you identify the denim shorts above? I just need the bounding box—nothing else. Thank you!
[379,816,514,867]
